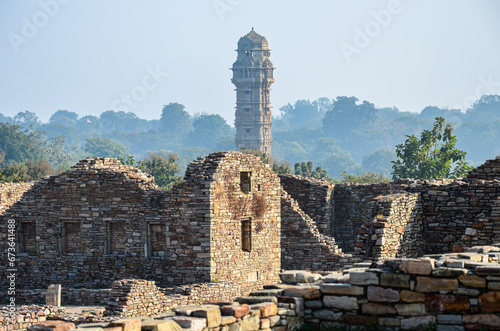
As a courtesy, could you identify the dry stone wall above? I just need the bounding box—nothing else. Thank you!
[280,192,354,271]
[0,182,33,216]
[280,156,499,267]
[279,175,333,233]
[0,152,281,292]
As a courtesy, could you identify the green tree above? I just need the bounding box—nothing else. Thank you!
[49,110,79,126]
[160,103,191,137]
[0,123,44,164]
[84,137,128,158]
[189,114,232,148]
[391,117,473,180]
[338,171,389,184]
[240,148,292,175]
[294,161,331,181]
[139,151,181,190]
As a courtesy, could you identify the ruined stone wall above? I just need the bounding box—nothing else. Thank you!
[0,152,281,290]
[0,182,34,215]
[354,192,422,261]
[280,193,353,271]
[209,152,281,288]
[279,174,333,233]
[105,279,245,317]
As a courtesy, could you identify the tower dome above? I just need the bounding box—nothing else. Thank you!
[237,28,269,50]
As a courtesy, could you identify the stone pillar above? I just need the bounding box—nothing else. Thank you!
[46,284,61,306]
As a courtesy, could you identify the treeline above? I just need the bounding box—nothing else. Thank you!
[0,95,498,183]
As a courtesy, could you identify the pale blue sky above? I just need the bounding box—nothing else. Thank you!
[1,0,500,124]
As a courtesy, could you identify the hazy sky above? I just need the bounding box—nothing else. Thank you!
[1,0,500,124]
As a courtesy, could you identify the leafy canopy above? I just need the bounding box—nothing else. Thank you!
[391,117,473,180]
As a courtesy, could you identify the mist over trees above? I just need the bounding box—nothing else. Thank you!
[0,94,498,183]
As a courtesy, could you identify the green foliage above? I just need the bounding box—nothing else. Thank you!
[391,117,474,180]
[294,161,332,181]
[240,148,292,175]
[84,137,128,159]
[189,114,232,148]
[338,171,389,184]
[322,96,377,137]
[160,103,191,137]
[361,149,396,177]
[138,151,181,190]
[0,159,52,183]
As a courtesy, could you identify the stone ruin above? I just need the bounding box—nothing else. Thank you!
[0,152,499,330]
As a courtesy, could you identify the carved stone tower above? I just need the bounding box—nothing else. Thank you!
[232,28,274,154]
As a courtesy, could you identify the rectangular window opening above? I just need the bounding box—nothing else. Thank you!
[240,171,251,193]
[149,223,166,257]
[108,221,125,254]
[242,218,252,252]
[63,222,80,253]
[19,222,36,254]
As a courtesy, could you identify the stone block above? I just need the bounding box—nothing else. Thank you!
[348,271,379,285]
[108,319,141,331]
[46,284,62,306]
[221,316,237,325]
[296,271,321,283]
[400,316,435,330]
[432,267,467,277]
[28,321,76,331]
[279,271,301,284]
[395,303,427,316]
[249,302,277,318]
[341,315,377,326]
[319,284,364,296]
[323,295,358,310]
[220,304,251,318]
[399,259,435,275]
[283,286,321,300]
[304,300,322,308]
[488,282,500,290]
[170,316,206,330]
[476,265,500,276]
[312,310,342,321]
[415,277,458,292]
[380,273,410,288]
[367,286,399,302]
[378,317,400,327]
[463,314,500,329]
[458,275,486,288]
[361,303,396,315]
[140,320,182,331]
[192,306,222,328]
[400,290,425,302]
[240,317,260,331]
[436,314,462,325]
[426,294,470,313]
[435,325,464,331]
[478,291,500,313]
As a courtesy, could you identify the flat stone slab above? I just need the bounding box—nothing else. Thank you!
[170,316,206,330]
[235,296,277,304]
[249,289,285,297]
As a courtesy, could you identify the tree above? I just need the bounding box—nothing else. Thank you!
[322,96,377,137]
[362,149,396,177]
[13,111,40,129]
[0,123,44,164]
[391,117,473,180]
[240,148,292,175]
[84,137,128,158]
[49,110,79,126]
[160,103,191,137]
[189,114,232,148]
[294,161,331,181]
[138,151,181,190]
[338,171,389,184]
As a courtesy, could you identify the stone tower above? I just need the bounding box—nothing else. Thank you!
[232,28,275,154]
